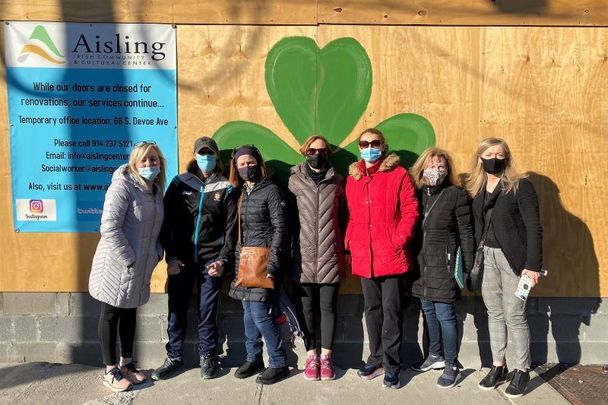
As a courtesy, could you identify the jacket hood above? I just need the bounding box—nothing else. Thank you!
[348,153,400,180]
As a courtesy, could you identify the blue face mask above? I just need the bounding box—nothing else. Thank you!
[138,166,160,182]
[360,147,382,163]
[196,154,217,173]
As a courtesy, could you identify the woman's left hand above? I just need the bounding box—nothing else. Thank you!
[521,269,541,287]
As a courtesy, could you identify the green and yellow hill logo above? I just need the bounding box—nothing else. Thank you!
[18,25,65,65]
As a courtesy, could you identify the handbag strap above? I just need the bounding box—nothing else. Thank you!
[422,188,446,228]
[479,207,494,246]
[237,192,243,245]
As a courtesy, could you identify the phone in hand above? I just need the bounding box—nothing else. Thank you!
[515,269,548,301]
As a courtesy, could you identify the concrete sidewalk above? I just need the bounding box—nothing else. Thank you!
[0,362,567,405]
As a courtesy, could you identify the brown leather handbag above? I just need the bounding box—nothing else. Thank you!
[234,194,274,289]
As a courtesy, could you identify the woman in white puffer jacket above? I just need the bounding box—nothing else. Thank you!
[88,141,166,392]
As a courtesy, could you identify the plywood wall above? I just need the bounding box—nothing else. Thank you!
[1,1,607,25]
[151,25,607,297]
[1,22,607,297]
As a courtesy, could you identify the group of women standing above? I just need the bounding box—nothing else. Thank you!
[88,130,542,399]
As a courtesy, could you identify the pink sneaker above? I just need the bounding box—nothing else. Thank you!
[120,362,146,384]
[103,366,132,392]
[304,355,320,381]
[320,355,336,380]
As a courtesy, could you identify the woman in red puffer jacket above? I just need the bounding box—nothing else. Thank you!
[344,128,419,389]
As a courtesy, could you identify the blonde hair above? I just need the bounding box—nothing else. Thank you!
[299,135,334,156]
[410,147,458,189]
[128,142,166,191]
[465,137,526,198]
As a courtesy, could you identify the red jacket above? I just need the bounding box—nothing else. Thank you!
[344,154,419,278]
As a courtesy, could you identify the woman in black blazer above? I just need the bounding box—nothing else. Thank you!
[466,138,542,399]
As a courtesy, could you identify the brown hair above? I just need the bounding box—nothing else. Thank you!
[228,145,268,187]
[465,137,526,198]
[299,135,334,156]
[359,128,388,153]
[410,147,458,189]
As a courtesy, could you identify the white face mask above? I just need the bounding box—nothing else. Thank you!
[423,167,447,186]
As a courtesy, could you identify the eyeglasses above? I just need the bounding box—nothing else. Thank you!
[358,140,383,148]
[305,148,328,156]
[134,140,157,147]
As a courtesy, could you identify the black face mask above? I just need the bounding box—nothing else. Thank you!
[238,165,259,181]
[481,157,506,175]
[306,152,328,170]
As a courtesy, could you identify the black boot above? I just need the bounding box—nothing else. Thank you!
[200,354,221,379]
[234,360,265,379]
[255,366,289,385]
[151,357,184,381]
[505,369,530,398]
[478,365,509,390]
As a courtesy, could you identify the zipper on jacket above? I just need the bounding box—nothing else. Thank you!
[364,178,373,278]
[422,194,429,297]
[142,189,157,301]
[193,185,205,263]
[314,183,320,283]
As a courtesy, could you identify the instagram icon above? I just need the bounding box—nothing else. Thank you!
[29,199,44,213]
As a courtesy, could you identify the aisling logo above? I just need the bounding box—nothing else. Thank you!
[18,25,65,65]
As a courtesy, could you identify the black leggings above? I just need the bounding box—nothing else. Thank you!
[295,283,339,351]
[98,301,137,365]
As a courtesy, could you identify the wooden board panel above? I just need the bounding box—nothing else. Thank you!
[0,0,318,25]
[3,1,608,26]
[317,25,608,296]
[1,24,607,298]
[149,24,318,292]
[319,1,608,26]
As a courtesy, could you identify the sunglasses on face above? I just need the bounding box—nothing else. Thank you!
[305,147,328,156]
[134,140,157,147]
[358,140,383,148]
[197,148,215,156]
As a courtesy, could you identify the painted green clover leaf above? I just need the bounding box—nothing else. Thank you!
[214,36,435,182]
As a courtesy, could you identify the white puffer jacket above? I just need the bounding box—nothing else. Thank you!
[88,164,164,308]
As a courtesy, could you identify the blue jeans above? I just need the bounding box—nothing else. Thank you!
[242,300,286,368]
[166,260,223,359]
[420,299,459,367]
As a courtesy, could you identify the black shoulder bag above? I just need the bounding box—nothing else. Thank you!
[469,207,493,292]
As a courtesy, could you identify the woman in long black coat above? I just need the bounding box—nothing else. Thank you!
[410,147,474,389]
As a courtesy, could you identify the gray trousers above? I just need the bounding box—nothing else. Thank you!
[481,247,531,371]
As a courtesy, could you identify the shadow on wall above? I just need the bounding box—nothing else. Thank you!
[527,172,600,365]
[487,0,547,15]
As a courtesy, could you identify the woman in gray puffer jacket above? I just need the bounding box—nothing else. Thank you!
[288,135,346,382]
[88,142,166,393]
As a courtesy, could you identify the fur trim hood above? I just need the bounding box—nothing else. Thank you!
[348,153,401,180]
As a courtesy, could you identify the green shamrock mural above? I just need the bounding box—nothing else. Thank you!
[214,36,436,182]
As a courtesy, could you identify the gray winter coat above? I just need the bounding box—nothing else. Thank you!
[89,164,164,308]
[288,164,346,284]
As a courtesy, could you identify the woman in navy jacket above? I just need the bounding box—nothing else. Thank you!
[152,137,237,381]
